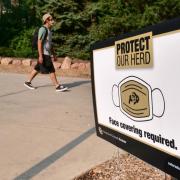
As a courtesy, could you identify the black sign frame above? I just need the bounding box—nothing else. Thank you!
[91,17,180,179]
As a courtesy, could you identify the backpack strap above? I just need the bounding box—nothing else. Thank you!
[41,26,48,41]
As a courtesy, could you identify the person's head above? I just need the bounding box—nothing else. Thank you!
[42,13,54,27]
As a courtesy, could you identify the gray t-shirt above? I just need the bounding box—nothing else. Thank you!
[38,27,52,56]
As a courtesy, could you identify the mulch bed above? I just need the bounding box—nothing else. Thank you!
[74,153,172,180]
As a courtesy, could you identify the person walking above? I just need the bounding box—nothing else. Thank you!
[24,13,68,92]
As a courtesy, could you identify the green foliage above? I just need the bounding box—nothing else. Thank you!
[0,0,180,59]
[10,28,34,57]
[0,47,14,56]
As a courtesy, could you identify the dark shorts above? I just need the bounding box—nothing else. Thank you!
[34,55,55,74]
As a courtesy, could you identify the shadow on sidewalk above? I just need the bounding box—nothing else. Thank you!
[0,80,90,98]
[64,80,91,88]
[14,127,95,180]
[0,89,29,98]
[36,80,91,89]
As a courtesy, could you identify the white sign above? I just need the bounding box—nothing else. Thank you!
[92,18,180,178]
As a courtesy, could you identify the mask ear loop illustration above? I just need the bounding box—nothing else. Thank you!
[112,84,120,108]
[152,88,165,118]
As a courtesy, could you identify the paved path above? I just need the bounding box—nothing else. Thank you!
[0,73,124,180]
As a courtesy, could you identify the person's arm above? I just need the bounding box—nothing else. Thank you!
[38,27,46,64]
[38,39,43,64]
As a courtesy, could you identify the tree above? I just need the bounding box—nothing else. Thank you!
[1,0,180,59]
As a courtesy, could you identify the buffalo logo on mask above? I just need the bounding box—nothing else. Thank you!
[112,76,165,122]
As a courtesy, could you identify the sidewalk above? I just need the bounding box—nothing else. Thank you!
[0,73,125,180]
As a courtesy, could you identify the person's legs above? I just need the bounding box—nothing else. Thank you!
[24,69,38,89]
[49,72,68,92]
[49,72,59,87]
[27,69,39,82]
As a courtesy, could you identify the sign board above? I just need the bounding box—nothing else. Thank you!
[91,17,180,178]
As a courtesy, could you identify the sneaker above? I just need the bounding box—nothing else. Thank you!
[56,85,68,92]
[24,81,35,90]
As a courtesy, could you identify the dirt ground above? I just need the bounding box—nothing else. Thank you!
[0,64,90,78]
[74,153,173,180]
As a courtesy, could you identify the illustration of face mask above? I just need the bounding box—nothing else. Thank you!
[112,76,165,122]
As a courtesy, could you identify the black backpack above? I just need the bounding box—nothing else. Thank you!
[32,26,48,51]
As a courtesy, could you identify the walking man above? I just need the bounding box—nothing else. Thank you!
[24,13,68,92]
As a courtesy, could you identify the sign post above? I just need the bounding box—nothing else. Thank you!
[91,17,180,179]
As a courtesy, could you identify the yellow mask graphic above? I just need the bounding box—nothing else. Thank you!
[120,80,150,118]
[112,76,165,122]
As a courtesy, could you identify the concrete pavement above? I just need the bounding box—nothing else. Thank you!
[0,73,124,180]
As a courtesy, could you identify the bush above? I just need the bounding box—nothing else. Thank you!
[0,47,14,57]
[9,28,35,58]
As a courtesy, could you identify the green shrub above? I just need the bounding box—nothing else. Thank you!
[9,28,35,58]
[0,47,14,57]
